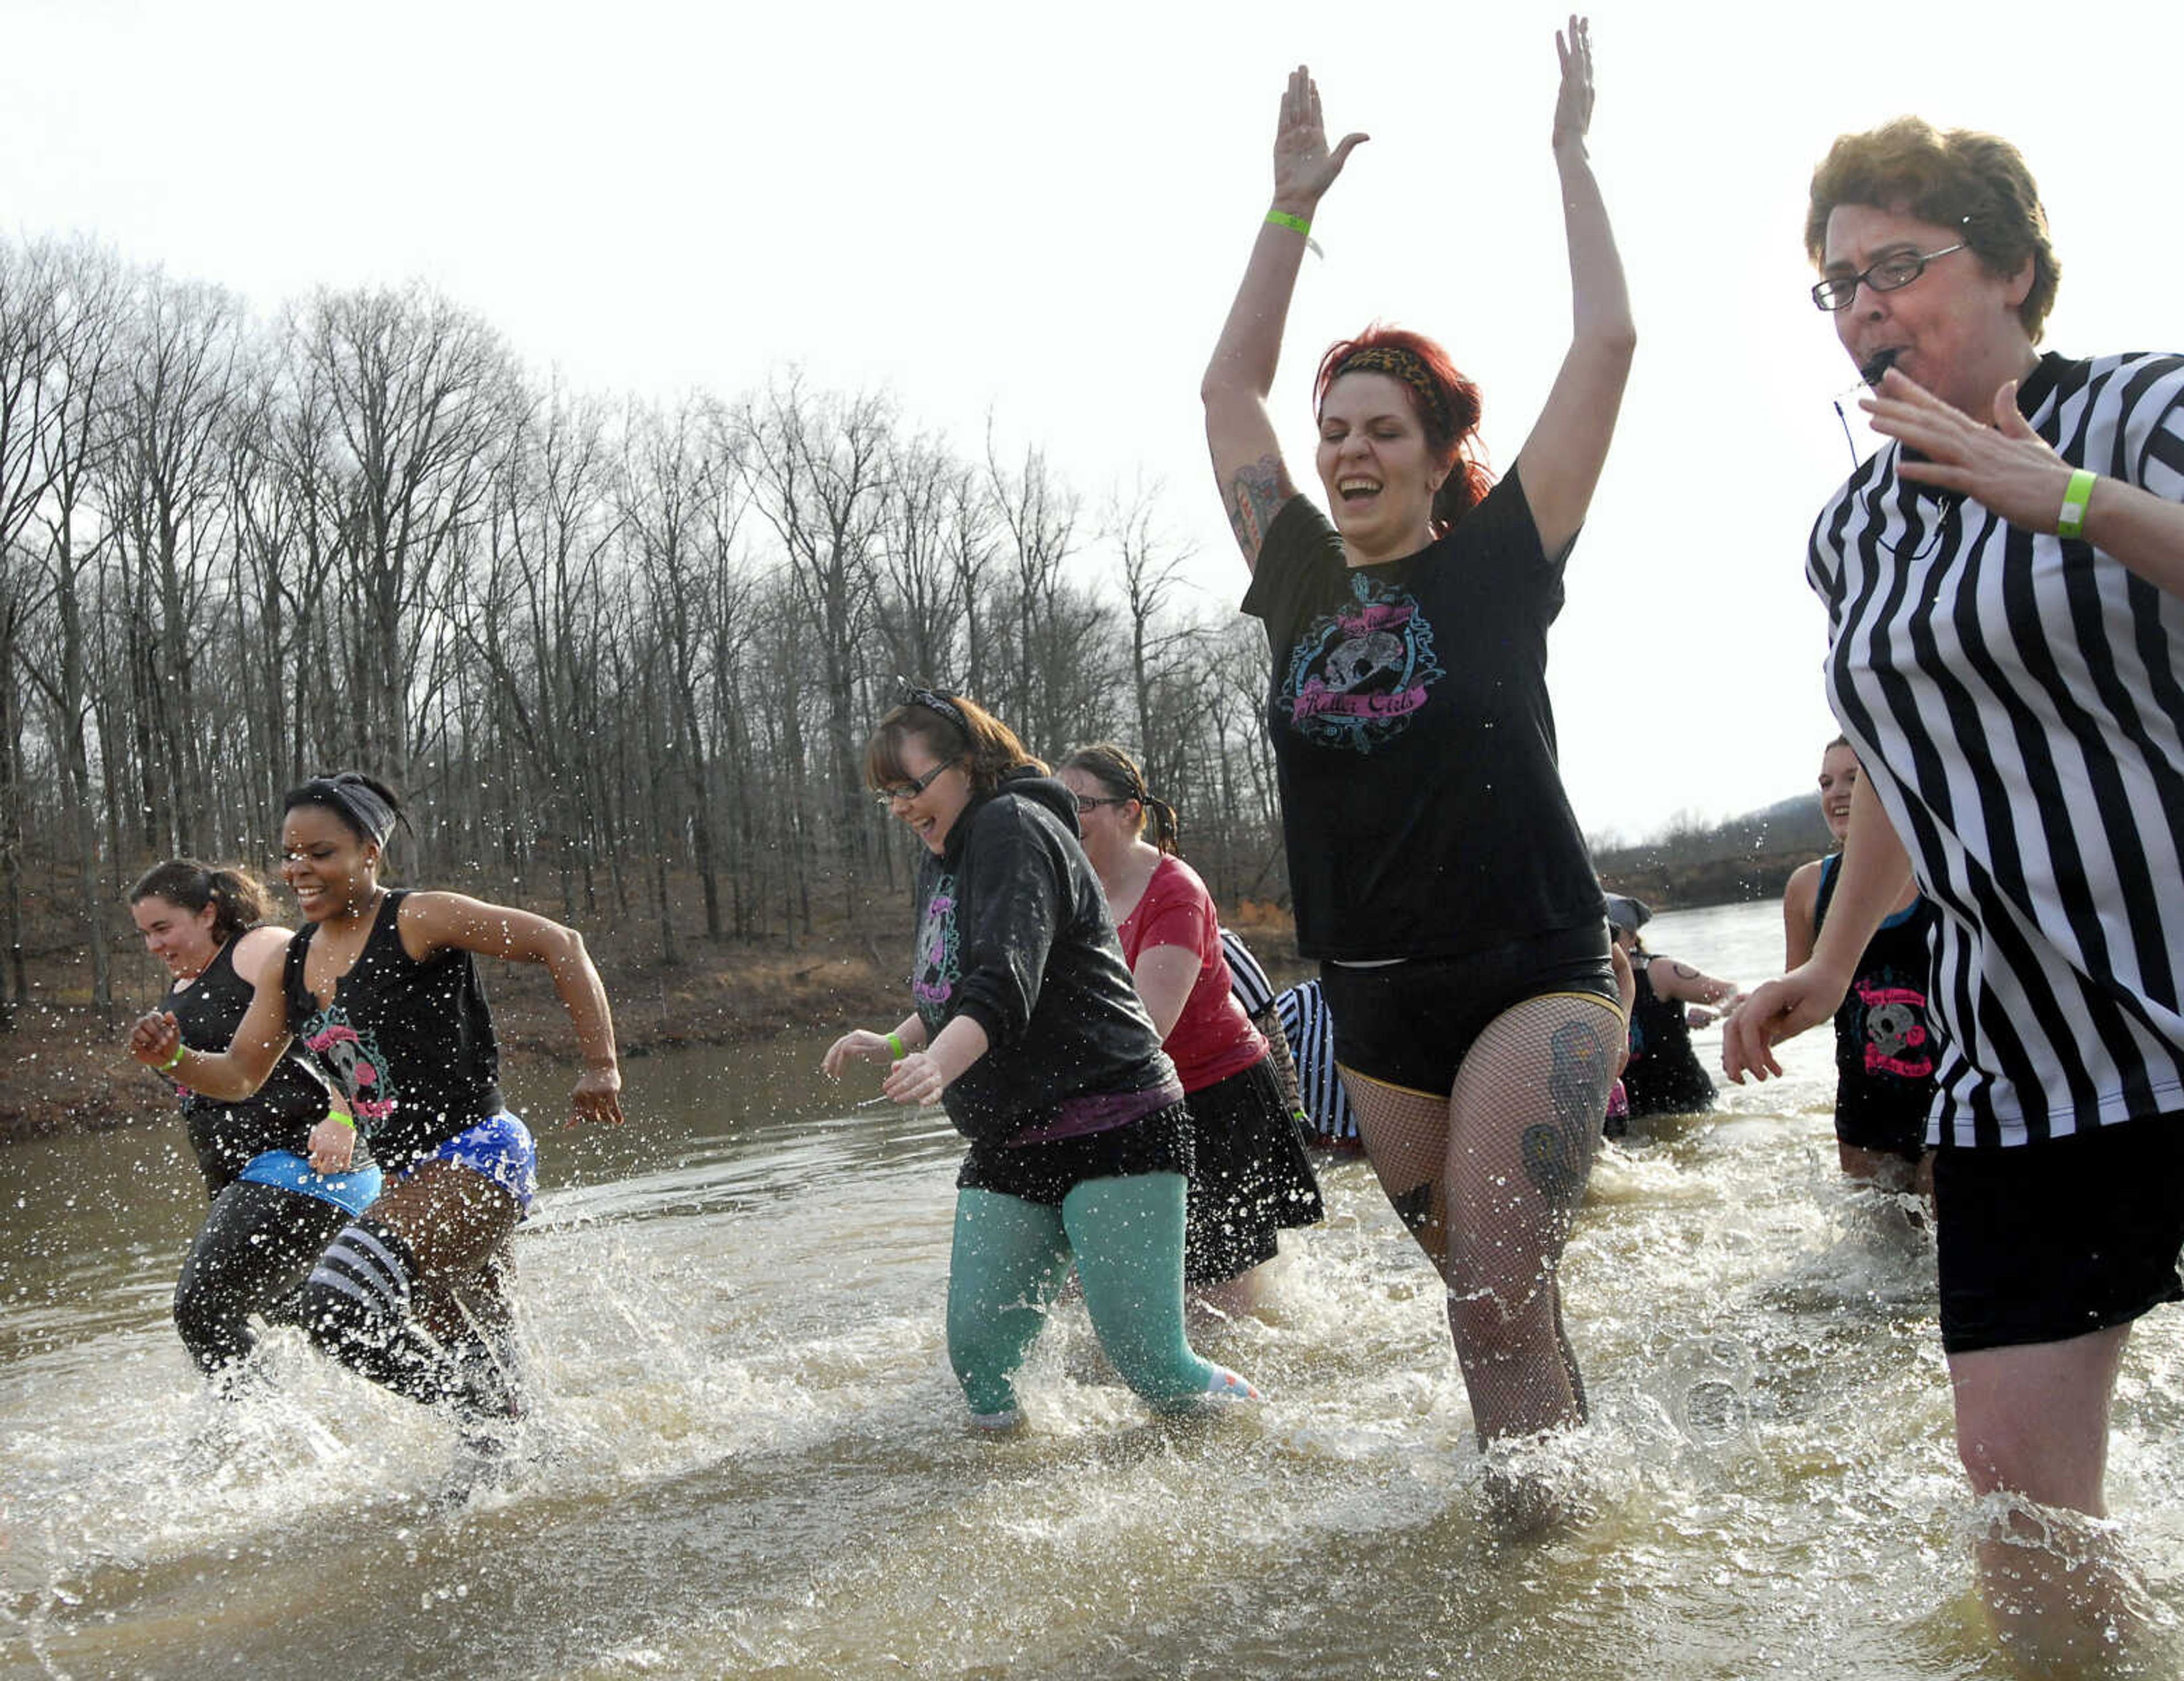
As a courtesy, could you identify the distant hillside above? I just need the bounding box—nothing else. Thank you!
[1592,793,1835,911]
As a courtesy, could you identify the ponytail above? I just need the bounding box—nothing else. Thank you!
[130,859,275,941]
[1058,743,1181,856]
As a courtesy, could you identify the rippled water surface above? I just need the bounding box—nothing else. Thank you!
[4,902,2181,1678]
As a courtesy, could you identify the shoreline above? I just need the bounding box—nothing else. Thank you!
[0,938,919,1144]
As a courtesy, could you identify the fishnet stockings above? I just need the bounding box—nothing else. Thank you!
[1342,992,1621,1444]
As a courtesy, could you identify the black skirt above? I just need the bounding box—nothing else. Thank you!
[1184,1056,1326,1285]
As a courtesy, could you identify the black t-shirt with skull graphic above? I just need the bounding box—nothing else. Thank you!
[1814,851,1939,1156]
[1242,470,1603,962]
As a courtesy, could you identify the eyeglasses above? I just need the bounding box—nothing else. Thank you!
[1074,794,1130,814]
[1811,242,1967,312]
[875,757,958,806]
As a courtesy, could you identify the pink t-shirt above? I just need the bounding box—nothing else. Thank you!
[1115,855,1266,1095]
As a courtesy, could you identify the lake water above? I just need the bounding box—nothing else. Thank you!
[3,900,2180,1678]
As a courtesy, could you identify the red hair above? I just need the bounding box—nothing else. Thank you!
[1314,325,1494,530]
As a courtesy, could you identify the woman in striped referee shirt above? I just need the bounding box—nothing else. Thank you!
[1726,119,2184,1666]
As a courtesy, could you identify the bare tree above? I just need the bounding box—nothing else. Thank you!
[22,243,127,1005]
[101,272,245,859]
[292,283,519,795]
[744,379,894,924]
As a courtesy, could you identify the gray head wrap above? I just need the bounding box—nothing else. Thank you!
[293,773,398,848]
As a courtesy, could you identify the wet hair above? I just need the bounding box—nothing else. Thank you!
[863,689,1043,797]
[129,859,275,942]
[283,771,404,850]
[1805,117,2059,342]
[1314,325,1495,531]
[1058,743,1180,855]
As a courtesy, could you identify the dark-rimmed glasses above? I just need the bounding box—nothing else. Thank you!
[1811,242,1967,312]
[1074,794,1130,814]
[875,757,958,806]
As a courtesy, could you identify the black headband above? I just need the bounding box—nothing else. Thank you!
[899,685,970,739]
[296,774,397,848]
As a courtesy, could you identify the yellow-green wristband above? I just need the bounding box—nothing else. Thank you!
[326,1107,357,1132]
[886,1032,907,1061]
[1265,208,1311,238]
[159,1045,185,1073]
[2057,468,2096,540]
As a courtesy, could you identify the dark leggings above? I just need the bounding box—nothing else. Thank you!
[295,1161,526,1426]
[174,1180,354,1380]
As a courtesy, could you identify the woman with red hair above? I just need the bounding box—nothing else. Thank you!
[1200,17,1633,1506]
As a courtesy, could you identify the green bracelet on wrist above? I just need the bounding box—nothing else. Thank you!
[1264,208,1312,237]
[326,1107,357,1133]
[2057,467,2097,540]
[886,1032,907,1061]
[159,1045,185,1073]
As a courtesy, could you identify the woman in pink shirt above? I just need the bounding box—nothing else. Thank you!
[1059,744,1323,1309]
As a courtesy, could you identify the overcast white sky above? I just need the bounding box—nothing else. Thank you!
[6,0,2178,842]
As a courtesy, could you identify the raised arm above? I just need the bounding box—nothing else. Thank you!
[398,891,623,1123]
[1201,65,1366,570]
[1512,16,1636,560]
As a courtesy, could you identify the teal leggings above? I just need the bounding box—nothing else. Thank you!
[948,1173,1221,1417]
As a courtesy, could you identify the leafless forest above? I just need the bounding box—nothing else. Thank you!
[0,237,1290,1018]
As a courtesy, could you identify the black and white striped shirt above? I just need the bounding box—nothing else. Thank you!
[1275,979,1358,1144]
[1219,928,1276,1018]
[1809,350,2184,1148]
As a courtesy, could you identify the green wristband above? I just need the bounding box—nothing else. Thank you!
[326,1107,357,1133]
[886,1032,907,1061]
[1264,208,1312,238]
[2056,467,2096,540]
[159,1045,185,1073]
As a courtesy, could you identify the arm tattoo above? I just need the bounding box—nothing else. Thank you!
[1225,453,1296,560]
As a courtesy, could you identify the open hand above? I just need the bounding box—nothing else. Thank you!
[1553,16,1596,154]
[1721,970,1840,1083]
[882,1049,947,1108]
[1273,65,1366,211]
[822,1029,897,1079]
[1863,370,2077,531]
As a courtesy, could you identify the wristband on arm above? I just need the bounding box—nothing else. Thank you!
[886,1032,907,1061]
[2057,468,2096,540]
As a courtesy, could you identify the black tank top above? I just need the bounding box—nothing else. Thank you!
[1622,959,1718,1117]
[1814,854,1939,1135]
[164,934,355,1195]
[283,889,505,1175]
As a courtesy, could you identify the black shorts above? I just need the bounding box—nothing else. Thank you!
[1183,1057,1325,1286]
[1934,1116,2184,1355]
[956,1102,1193,1209]
[1835,1092,1929,1161]
[1319,922,1619,1098]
